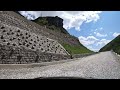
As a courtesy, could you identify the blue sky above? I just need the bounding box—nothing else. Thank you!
[20,11,120,52]
[67,11,120,51]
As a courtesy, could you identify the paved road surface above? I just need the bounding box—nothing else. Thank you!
[0,51,120,79]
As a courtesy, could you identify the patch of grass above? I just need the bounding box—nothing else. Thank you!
[33,16,93,55]
[33,17,69,34]
[62,43,93,55]
[34,18,48,26]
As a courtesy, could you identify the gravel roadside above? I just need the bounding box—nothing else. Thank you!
[0,51,120,79]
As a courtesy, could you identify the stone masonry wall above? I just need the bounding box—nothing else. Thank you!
[0,11,80,46]
[0,23,69,55]
[0,44,71,64]
[0,11,71,64]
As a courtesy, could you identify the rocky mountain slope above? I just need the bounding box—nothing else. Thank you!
[0,11,71,64]
[0,11,93,64]
[32,16,93,55]
[99,35,120,54]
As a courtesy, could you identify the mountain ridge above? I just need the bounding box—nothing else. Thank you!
[32,15,93,55]
[99,35,120,54]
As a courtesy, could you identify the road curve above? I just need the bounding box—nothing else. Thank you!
[0,51,120,79]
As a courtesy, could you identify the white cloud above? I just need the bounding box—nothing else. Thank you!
[19,11,37,20]
[91,48,99,52]
[113,32,120,37]
[78,35,111,51]
[94,32,107,37]
[96,39,111,46]
[87,46,99,52]
[78,36,99,46]
[19,11,102,31]
[96,33,107,37]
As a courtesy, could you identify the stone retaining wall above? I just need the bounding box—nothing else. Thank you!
[0,11,71,64]
[0,44,71,64]
[0,23,69,55]
[0,11,81,46]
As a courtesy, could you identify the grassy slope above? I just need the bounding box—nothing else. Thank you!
[33,17,93,55]
[99,35,120,54]
[62,43,93,55]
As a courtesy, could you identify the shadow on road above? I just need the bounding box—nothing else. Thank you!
[34,77,94,79]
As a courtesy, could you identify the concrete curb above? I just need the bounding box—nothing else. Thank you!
[0,58,81,69]
[0,53,97,69]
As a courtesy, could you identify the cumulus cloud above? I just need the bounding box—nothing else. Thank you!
[78,35,111,51]
[19,11,102,31]
[96,39,111,46]
[91,48,100,52]
[19,11,36,20]
[113,32,120,37]
[87,46,99,52]
[94,32,107,37]
[78,36,99,46]
[78,36,100,51]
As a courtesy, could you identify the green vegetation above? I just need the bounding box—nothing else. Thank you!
[33,17,69,34]
[33,16,94,55]
[99,35,120,54]
[62,43,93,55]
[34,18,48,26]
[46,25,69,34]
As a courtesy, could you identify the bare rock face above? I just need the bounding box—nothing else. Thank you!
[46,16,63,28]
[0,11,70,64]
[34,16,63,28]
[33,16,81,45]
